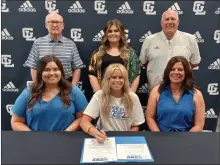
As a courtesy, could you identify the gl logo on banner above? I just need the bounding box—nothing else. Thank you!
[45,0,59,12]
[193,1,206,15]
[22,28,36,41]
[6,104,13,115]
[207,83,219,95]
[1,0,9,12]
[143,1,156,15]
[1,55,14,67]
[94,0,107,14]
[71,28,84,42]
[214,30,220,43]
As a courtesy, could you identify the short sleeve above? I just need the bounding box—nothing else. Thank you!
[12,88,31,118]
[23,40,39,69]
[130,93,145,126]
[189,35,201,64]
[128,49,141,82]
[88,52,98,77]
[72,86,88,113]
[83,91,101,119]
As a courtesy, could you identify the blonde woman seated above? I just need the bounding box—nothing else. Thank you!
[80,64,145,142]
[146,56,205,132]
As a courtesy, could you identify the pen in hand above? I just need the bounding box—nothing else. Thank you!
[95,129,107,143]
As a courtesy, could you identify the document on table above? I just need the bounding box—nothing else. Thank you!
[117,144,153,160]
[80,137,117,163]
[116,136,154,162]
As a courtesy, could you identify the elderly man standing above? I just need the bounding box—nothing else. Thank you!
[139,9,201,93]
[24,12,84,85]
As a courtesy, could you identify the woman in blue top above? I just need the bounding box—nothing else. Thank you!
[146,56,205,132]
[11,55,88,131]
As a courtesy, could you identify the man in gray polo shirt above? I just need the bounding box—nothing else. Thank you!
[24,12,84,85]
[139,9,201,93]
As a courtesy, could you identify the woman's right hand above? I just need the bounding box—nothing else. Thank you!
[94,130,107,143]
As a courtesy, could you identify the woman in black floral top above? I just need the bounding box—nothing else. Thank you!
[88,19,141,93]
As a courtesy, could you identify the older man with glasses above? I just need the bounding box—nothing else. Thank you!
[24,12,84,85]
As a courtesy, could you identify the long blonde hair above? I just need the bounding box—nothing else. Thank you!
[101,63,133,118]
[96,19,130,72]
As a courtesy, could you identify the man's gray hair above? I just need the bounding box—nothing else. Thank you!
[45,11,62,24]
[161,9,179,21]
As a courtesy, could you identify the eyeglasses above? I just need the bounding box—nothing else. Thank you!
[47,21,63,26]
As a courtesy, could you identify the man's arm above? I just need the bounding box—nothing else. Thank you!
[72,69,81,85]
[31,68,37,82]
[190,34,201,68]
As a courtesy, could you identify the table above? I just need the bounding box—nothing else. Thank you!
[2,131,220,164]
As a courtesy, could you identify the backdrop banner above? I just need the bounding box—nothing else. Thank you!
[1,0,220,131]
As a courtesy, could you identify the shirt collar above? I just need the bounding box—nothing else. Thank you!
[47,34,63,43]
[161,30,179,43]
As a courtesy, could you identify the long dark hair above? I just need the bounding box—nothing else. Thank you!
[159,56,196,92]
[96,19,130,71]
[28,55,72,110]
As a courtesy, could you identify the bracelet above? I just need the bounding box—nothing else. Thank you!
[86,125,94,134]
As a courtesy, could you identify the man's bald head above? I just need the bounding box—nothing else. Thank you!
[45,11,64,40]
[160,9,180,39]
[45,11,63,24]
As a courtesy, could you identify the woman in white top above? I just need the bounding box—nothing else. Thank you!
[80,64,145,142]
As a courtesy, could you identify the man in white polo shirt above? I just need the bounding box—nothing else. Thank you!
[139,9,201,93]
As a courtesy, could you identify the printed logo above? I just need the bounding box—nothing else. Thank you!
[1,55,14,67]
[137,83,148,93]
[1,0,9,12]
[207,83,219,95]
[6,104,13,115]
[45,0,58,12]
[26,81,33,88]
[193,31,204,43]
[215,7,220,14]
[70,28,84,42]
[214,30,220,43]
[77,81,85,93]
[193,1,206,15]
[1,28,14,40]
[2,81,19,92]
[142,106,147,115]
[93,30,104,42]
[169,2,183,14]
[68,1,85,13]
[110,106,128,119]
[208,59,220,70]
[117,1,133,14]
[94,0,107,14]
[139,31,152,42]
[205,108,218,118]
[18,0,36,12]
[22,28,36,41]
[125,29,130,43]
[143,1,156,15]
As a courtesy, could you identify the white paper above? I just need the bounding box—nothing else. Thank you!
[117,144,153,160]
[81,137,117,163]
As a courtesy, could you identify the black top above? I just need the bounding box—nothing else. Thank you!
[101,53,124,77]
